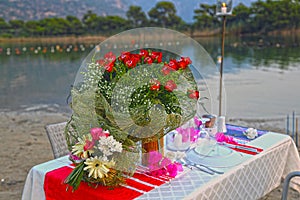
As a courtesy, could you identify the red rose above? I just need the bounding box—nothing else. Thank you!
[119,51,131,62]
[104,52,116,61]
[96,57,115,73]
[177,57,192,69]
[105,60,115,72]
[150,79,160,91]
[139,49,149,57]
[188,90,200,99]
[151,51,162,63]
[183,57,192,64]
[144,56,153,64]
[164,80,177,92]
[161,64,175,76]
[96,59,105,67]
[168,59,179,70]
[125,54,140,68]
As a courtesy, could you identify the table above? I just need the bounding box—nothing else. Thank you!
[22,132,300,200]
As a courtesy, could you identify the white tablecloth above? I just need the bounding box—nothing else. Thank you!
[22,132,300,200]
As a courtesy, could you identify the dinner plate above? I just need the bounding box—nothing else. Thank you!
[186,144,245,168]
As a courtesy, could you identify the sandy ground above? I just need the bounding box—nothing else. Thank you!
[0,106,299,200]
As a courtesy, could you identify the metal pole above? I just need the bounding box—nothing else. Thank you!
[219,16,226,116]
[296,117,298,147]
[292,111,295,140]
[287,114,289,135]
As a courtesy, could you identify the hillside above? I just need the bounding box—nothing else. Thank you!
[0,0,256,23]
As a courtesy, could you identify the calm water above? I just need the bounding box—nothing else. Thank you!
[1,36,300,119]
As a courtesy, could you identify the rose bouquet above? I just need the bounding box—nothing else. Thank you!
[64,48,202,190]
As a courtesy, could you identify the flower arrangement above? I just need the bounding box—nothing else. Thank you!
[65,128,125,190]
[64,48,201,190]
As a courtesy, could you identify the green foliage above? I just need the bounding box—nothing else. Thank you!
[1,1,300,37]
[126,5,148,27]
[193,4,219,30]
[229,0,300,34]
[148,1,183,29]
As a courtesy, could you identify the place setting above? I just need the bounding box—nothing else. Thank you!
[165,114,264,176]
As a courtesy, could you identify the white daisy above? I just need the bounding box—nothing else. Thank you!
[83,156,115,179]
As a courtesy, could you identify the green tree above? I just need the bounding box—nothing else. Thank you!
[227,3,251,34]
[39,18,70,36]
[148,1,183,28]
[250,0,280,33]
[193,4,218,30]
[95,16,129,35]
[8,19,25,36]
[66,16,84,35]
[126,5,148,27]
[82,10,99,34]
[24,20,44,36]
[0,18,10,35]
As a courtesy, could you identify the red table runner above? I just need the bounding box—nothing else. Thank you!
[44,166,169,200]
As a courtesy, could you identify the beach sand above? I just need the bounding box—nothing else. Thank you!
[0,106,299,200]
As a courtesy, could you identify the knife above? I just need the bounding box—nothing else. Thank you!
[222,142,263,155]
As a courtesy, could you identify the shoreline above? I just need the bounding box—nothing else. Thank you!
[1,28,299,44]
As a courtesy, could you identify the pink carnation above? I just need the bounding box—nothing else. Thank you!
[167,163,178,177]
[215,132,237,144]
[90,127,109,141]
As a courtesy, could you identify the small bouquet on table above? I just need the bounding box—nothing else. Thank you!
[64,46,203,190]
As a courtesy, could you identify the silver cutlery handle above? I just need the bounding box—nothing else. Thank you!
[195,164,224,174]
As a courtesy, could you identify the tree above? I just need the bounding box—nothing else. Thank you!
[126,5,148,28]
[0,18,10,36]
[193,4,219,30]
[82,10,99,34]
[66,16,84,35]
[148,1,183,28]
[39,18,70,36]
[227,3,251,34]
[8,19,24,36]
[24,20,44,36]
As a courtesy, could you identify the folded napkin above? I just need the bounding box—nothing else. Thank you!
[226,124,268,142]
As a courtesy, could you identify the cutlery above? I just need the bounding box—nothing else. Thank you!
[222,142,263,155]
[182,158,224,175]
[178,158,214,175]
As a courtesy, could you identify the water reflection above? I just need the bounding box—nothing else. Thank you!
[1,36,300,118]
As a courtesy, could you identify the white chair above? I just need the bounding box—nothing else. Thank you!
[45,122,69,158]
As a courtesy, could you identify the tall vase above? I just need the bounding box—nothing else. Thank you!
[141,137,164,166]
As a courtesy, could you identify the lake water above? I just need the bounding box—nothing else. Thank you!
[1,35,300,119]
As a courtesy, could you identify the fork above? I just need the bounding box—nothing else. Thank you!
[183,158,224,175]
[178,158,214,175]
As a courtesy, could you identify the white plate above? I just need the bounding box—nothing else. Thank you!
[186,144,245,168]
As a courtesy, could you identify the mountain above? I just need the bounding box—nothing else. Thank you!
[0,0,257,23]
